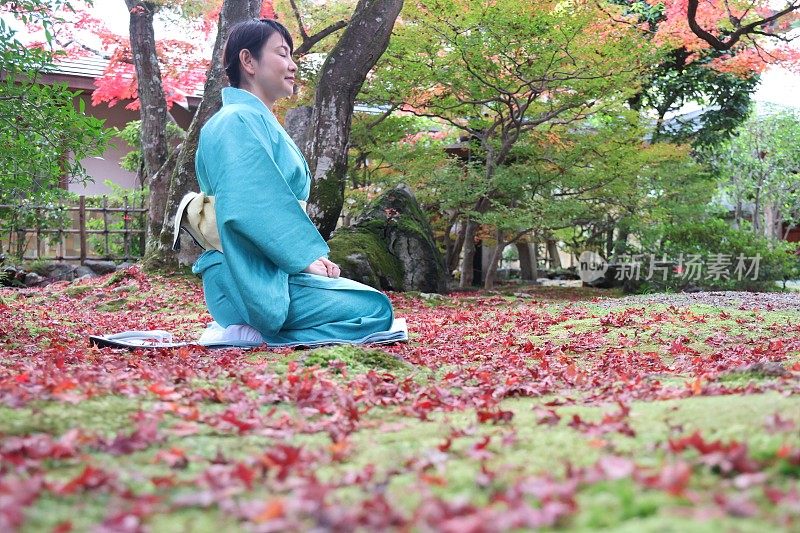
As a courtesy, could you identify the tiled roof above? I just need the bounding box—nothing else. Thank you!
[49,54,110,79]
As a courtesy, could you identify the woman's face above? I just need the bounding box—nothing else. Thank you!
[244,31,297,104]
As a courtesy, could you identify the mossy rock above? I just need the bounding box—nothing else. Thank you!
[328,185,448,292]
[327,227,405,289]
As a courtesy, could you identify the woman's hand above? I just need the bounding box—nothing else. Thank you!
[303,257,341,278]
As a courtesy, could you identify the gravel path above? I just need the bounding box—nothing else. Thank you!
[596,291,800,312]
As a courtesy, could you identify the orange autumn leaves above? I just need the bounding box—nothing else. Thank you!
[652,0,800,75]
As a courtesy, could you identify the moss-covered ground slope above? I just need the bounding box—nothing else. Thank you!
[1,267,799,531]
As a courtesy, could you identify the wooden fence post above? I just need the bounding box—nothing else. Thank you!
[123,195,130,260]
[139,195,146,256]
[79,195,87,263]
[102,195,109,258]
[35,206,42,259]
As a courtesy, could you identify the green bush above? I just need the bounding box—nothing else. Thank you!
[637,217,799,291]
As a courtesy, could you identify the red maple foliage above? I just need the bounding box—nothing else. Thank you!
[30,1,278,110]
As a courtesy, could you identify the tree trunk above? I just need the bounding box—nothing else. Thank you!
[764,203,782,241]
[753,189,761,236]
[459,219,478,288]
[517,241,533,281]
[734,197,742,230]
[446,215,465,274]
[484,228,505,290]
[302,0,404,240]
[458,194,494,288]
[144,0,261,268]
[613,227,629,259]
[531,239,539,280]
[124,1,169,245]
[547,239,562,270]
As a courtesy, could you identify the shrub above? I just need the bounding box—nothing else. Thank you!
[637,217,799,291]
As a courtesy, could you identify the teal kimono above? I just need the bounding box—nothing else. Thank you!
[192,87,393,346]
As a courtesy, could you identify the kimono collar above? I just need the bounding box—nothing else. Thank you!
[221,87,271,114]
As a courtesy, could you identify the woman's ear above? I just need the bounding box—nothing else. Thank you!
[239,49,256,77]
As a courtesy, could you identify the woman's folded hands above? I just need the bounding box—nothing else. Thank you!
[303,257,341,278]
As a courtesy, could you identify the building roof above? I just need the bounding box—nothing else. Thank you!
[50,54,109,79]
[41,54,203,109]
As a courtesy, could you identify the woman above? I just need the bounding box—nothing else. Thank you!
[192,18,394,346]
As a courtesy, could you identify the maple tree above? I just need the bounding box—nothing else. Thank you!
[613,0,800,145]
[364,0,661,288]
[31,0,219,111]
[682,0,800,51]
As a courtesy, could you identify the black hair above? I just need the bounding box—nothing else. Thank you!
[223,18,294,88]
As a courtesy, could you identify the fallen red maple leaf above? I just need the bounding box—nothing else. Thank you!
[58,465,114,494]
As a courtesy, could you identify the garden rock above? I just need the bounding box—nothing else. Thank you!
[116,262,134,271]
[42,263,78,282]
[74,266,97,279]
[24,272,44,287]
[84,260,117,275]
[328,184,447,293]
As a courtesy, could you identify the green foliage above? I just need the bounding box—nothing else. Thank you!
[360,0,666,278]
[81,182,149,259]
[705,109,800,240]
[344,113,461,220]
[479,111,711,253]
[634,53,757,148]
[370,0,660,132]
[113,120,186,173]
[0,0,111,244]
[640,217,799,290]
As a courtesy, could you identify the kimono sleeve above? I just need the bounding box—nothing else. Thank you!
[208,112,329,275]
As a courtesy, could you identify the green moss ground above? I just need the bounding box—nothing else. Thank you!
[2,278,799,531]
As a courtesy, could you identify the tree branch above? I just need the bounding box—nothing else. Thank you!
[294,19,349,57]
[687,0,800,51]
[287,0,309,40]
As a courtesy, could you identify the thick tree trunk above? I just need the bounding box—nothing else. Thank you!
[447,217,466,274]
[144,0,261,268]
[764,203,782,241]
[459,219,478,288]
[547,239,562,270]
[125,1,169,245]
[484,228,505,290]
[612,228,629,259]
[302,0,404,240]
[458,195,492,288]
[531,239,539,280]
[517,241,533,281]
